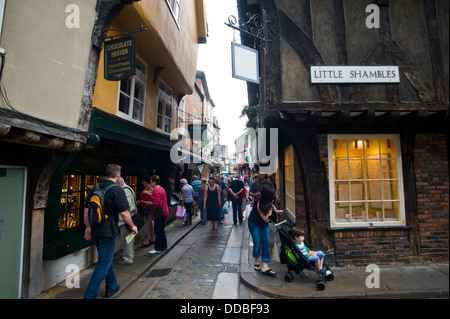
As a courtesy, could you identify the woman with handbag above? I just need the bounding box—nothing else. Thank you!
[147,175,169,254]
[180,178,194,225]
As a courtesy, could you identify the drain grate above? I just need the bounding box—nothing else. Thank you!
[146,268,173,278]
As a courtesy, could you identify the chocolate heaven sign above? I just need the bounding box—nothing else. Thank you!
[104,35,136,81]
[310,66,400,83]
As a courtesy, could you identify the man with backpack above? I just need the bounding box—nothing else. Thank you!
[83,164,138,299]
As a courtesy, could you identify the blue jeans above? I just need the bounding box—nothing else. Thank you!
[248,221,270,263]
[83,236,117,299]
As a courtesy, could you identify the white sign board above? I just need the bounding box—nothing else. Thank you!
[310,66,400,83]
[231,42,259,84]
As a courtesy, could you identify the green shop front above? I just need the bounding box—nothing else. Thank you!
[41,108,176,290]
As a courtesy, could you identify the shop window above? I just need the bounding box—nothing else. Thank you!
[157,81,174,134]
[118,57,146,123]
[59,174,138,232]
[284,145,295,220]
[328,135,405,228]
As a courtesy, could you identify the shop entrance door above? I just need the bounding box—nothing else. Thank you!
[0,166,26,298]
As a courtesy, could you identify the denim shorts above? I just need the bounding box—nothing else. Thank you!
[307,251,325,263]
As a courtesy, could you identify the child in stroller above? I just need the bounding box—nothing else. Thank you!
[290,227,331,277]
[276,220,333,290]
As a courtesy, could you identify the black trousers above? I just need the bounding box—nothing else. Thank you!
[231,197,243,224]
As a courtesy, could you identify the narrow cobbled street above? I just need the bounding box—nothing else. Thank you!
[117,205,267,299]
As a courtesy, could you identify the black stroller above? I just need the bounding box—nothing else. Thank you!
[275,219,334,291]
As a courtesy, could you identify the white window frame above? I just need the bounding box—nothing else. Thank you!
[166,0,181,27]
[157,81,175,134]
[116,56,147,124]
[0,0,6,44]
[328,134,406,229]
[177,97,185,133]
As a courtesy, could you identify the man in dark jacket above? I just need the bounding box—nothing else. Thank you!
[83,164,138,299]
[229,174,245,225]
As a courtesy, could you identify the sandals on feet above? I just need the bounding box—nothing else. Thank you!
[261,268,277,277]
[254,264,261,271]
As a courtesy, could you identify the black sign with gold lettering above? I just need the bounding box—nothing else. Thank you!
[104,35,136,81]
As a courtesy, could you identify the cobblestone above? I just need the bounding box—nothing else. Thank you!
[141,217,235,299]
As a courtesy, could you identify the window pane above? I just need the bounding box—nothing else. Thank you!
[332,139,348,159]
[381,138,396,157]
[385,202,399,220]
[120,78,132,95]
[158,100,164,115]
[352,202,367,221]
[384,180,398,200]
[136,59,146,82]
[335,181,349,202]
[368,181,382,200]
[335,206,350,222]
[383,159,397,179]
[119,93,130,114]
[132,100,144,121]
[134,81,145,103]
[350,182,364,201]
[165,117,171,133]
[349,159,364,180]
[157,114,163,129]
[158,82,166,99]
[348,139,364,159]
[335,160,349,180]
[165,102,172,117]
[366,159,381,179]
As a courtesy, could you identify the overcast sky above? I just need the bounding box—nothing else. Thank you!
[197,0,249,154]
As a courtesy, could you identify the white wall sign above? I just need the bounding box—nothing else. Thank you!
[231,42,259,84]
[311,66,400,83]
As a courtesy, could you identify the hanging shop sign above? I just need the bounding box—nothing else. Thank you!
[231,42,260,84]
[310,66,400,83]
[104,35,136,81]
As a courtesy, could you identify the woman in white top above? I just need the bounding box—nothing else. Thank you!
[180,178,194,225]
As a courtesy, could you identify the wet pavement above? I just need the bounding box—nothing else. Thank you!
[36,204,448,301]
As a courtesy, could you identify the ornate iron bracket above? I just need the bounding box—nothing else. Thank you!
[224,9,271,55]
[102,24,148,41]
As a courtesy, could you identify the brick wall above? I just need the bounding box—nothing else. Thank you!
[414,134,449,263]
[333,229,411,266]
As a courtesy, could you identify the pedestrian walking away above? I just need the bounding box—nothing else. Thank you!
[191,175,201,217]
[204,176,221,237]
[83,164,138,299]
[180,178,194,225]
[215,173,227,223]
[197,177,207,225]
[229,174,245,225]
